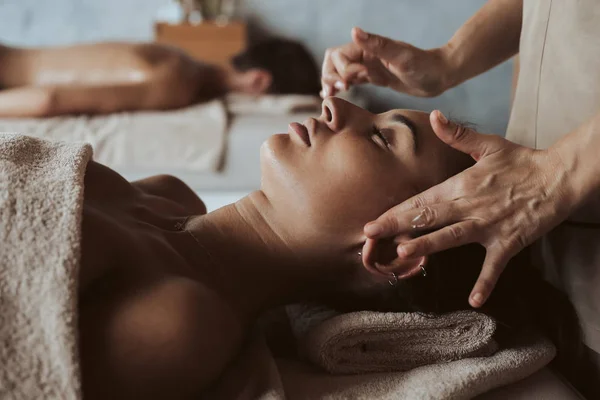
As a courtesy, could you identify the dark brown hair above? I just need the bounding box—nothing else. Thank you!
[231,38,321,96]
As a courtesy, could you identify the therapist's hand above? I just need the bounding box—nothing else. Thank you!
[321,27,452,98]
[363,111,575,308]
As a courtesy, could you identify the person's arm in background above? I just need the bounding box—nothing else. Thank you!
[321,0,523,98]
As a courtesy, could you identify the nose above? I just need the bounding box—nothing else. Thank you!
[321,97,346,131]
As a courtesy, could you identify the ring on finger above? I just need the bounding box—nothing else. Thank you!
[411,206,435,229]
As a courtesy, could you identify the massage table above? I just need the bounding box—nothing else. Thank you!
[0,97,585,398]
[118,110,318,211]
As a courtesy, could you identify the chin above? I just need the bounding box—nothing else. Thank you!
[259,134,288,190]
[260,135,284,167]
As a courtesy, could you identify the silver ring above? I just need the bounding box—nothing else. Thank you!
[388,272,398,286]
[420,264,427,277]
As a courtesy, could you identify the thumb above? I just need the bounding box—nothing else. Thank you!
[430,110,502,161]
[352,27,402,62]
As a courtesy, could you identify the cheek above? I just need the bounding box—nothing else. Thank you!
[301,145,405,234]
[260,137,319,226]
[260,135,299,195]
[260,136,413,239]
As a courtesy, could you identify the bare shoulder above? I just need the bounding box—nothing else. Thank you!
[80,276,244,399]
[132,174,207,215]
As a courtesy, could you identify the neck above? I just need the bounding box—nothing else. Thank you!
[181,191,354,322]
[190,64,232,100]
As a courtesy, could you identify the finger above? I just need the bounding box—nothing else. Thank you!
[321,49,342,94]
[344,71,369,89]
[364,200,463,239]
[320,83,334,98]
[361,238,392,279]
[363,185,455,238]
[469,248,513,308]
[396,221,478,259]
[330,51,367,84]
[351,70,369,84]
[429,110,505,161]
[352,26,409,63]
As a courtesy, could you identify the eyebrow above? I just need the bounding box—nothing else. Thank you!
[389,113,418,151]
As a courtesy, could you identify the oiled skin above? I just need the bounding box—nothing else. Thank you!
[0,42,223,116]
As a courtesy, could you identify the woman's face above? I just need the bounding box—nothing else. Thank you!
[260,97,469,252]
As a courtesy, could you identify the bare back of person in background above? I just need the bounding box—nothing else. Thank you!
[0,38,320,117]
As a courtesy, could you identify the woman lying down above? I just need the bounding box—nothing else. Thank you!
[1,98,581,398]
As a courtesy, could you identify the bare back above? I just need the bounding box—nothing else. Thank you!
[0,42,216,116]
[2,42,175,87]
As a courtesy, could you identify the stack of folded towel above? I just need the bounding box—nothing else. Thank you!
[287,304,499,374]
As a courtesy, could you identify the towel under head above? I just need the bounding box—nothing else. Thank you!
[287,305,498,374]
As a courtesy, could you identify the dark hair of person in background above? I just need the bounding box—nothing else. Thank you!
[231,38,321,96]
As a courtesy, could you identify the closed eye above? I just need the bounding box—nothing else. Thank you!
[371,125,390,149]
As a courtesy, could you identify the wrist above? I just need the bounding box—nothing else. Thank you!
[549,137,596,214]
[437,42,463,91]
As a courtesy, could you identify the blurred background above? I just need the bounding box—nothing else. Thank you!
[0,0,512,134]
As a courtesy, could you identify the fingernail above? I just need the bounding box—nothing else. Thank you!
[471,292,484,307]
[357,71,368,80]
[437,111,448,125]
[398,243,416,258]
[364,223,382,237]
[334,81,345,90]
[320,89,326,98]
[355,28,368,40]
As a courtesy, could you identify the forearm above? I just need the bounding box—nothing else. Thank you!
[440,0,523,89]
[552,108,600,210]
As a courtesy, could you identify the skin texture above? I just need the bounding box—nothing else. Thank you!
[321,0,522,98]
[77,97,471,399]
[0,42,271,117]
[321,0,600,307]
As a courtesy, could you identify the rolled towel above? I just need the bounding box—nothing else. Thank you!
[286,305,498,375]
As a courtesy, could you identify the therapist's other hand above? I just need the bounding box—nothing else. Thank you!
[363,111,574,308]
[321,27,451,98]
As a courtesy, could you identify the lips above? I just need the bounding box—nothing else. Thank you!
[288,122,311,146]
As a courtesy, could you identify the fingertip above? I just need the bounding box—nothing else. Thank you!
[364,222,383,238]
[430,110,448,127]
[352,27,368,41]
[469,291,485,308]
[397,242,416,258]
[436,110,449,125]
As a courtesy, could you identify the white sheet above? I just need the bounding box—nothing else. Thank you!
[119,111,319,192]
[0,99,228,173]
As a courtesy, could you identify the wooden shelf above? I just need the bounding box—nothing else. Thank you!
[154,21,247,66]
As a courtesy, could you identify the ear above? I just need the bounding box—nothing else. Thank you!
[361,236,428,281]
[243,68,272,94]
